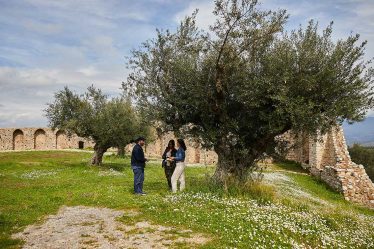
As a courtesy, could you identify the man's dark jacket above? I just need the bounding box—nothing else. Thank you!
[131,143,146,167]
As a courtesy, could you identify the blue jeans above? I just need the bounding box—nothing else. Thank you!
[132,166,144,194]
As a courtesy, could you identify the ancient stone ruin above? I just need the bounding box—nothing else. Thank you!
[0,128,218,165]
[285,126,374,208]
[126,132,218,164]
[1,126,373,208]
[0,128,94,151]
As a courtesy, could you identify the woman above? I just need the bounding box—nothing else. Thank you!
[162,140,177,190]
[169,139,187,193]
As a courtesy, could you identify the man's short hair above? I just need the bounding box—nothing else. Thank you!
[135,136,146,143]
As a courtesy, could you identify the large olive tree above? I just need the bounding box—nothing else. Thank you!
[125,0,373,183]
[45,86,150,165]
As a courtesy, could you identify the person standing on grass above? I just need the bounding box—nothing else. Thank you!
[162,139,177,190]
[169,139,187,193]
[131,137,147,195]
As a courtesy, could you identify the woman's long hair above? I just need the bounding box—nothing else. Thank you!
[177,139,187,151]
[167,140,175,150]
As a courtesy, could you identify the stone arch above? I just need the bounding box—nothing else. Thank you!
[78,141,84,149]
[13,129,24,150]
[34,129,47,150]
[56,130,69,149]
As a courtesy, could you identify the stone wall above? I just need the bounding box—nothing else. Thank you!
[0,128,94,151]
[126,132,218,165]
[286,126,374,208]
[0,128,218,165]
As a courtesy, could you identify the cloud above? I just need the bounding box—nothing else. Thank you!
[367,110,374,117]
[174,0,215,31]
[0,67,58,87]
[0,0,176,127]
[23,20,63,35]
[0,0,373,128]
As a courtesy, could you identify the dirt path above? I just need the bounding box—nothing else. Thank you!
[12,206,208,249]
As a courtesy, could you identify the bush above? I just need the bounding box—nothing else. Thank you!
[348,144,374,181]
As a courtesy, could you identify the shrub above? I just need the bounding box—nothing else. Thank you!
[348,144,374,181]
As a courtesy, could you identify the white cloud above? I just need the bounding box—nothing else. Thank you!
[24,0,151,22]
[367,109,374,117]
[1,0,373,128]
[0,67,57,86]
[174,0,215,31]
[23,20,63,34]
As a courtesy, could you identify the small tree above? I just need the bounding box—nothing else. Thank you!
[125,0,373,184]
[45,86,149,165]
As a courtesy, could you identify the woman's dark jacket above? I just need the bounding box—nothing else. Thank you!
[162,148,177,167]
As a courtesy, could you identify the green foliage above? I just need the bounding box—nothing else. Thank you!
[45,86,148,149]
[348,144,374,181]
[271,160,309,173]
[125,0,374,181]
[45,86,151,164]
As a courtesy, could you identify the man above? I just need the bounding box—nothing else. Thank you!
[131,137,147,195]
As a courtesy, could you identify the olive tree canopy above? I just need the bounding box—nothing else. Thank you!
[125,0,373,183]
[45,86,150,165]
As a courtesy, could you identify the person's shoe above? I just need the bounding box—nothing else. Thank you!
[140,192,147,196]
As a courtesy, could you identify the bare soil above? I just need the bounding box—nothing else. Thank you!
[12,206,209,249]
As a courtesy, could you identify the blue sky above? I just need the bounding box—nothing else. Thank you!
[0,0,373,127]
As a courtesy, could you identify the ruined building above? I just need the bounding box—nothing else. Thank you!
[285,126,374,208]
[0,128,218,164]
[0,128,94,151]
[1,126,373,208]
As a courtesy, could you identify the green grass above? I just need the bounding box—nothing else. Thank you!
[0,151,374,248]
[270,160,309,173]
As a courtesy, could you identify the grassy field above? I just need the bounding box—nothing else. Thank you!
[0,151,374,248]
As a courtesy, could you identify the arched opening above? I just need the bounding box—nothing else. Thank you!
[56,130,68,149]
[13,129,24,150]
[78,141,84,149]
[34,129,47,150]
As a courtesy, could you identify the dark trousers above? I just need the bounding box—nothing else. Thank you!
[164,165,176,190]
[132,166,144,194]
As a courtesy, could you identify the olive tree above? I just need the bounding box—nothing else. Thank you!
[45,86,149,165]
[125,0,373,183]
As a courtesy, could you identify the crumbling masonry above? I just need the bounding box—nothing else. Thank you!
[1,126,373,208]
[0,128,94,151]
[285,126,374,208]
[0,128,218,165]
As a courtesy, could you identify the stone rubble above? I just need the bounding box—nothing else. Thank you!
[285,126,374,208]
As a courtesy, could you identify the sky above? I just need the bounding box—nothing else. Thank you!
[0,0,373,128]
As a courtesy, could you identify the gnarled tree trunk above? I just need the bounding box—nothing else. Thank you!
[91,144,108,165]
[212,144,256,185]
[211,130,287,185]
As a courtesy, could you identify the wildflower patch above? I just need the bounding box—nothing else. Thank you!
[165,192,374,248]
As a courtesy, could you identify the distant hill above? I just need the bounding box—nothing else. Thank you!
[343,117,374,146]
